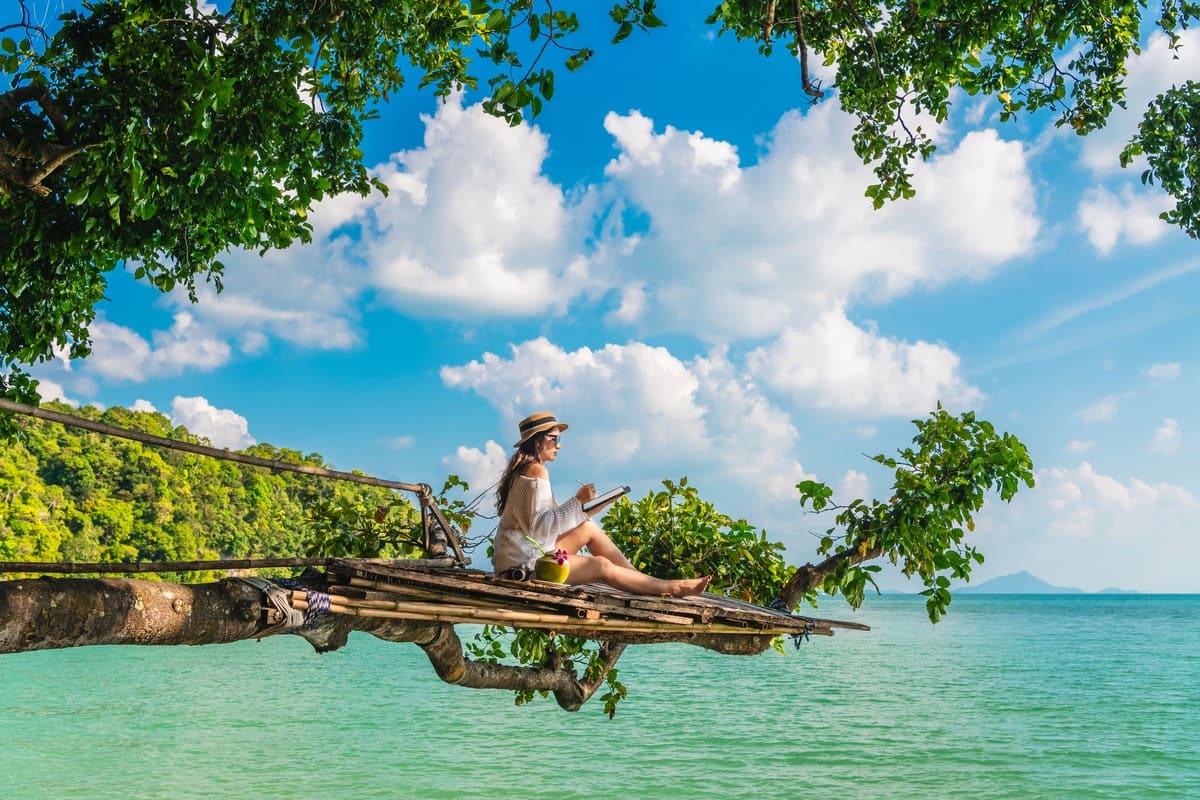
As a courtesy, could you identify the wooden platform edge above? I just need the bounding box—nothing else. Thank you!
[322,558,868,636]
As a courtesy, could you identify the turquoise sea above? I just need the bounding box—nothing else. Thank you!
[2,594,1197,799]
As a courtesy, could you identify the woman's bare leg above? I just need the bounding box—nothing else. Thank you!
[564,555,710,597]
[556,520,635,570]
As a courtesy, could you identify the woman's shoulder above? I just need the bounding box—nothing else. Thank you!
[518,463,550,480]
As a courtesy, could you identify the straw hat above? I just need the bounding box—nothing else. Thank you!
[513,411,568,447]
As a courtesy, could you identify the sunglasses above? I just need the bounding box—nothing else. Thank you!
[545,434,561,446]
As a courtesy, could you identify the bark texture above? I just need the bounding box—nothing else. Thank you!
[777,541,885,609]
[0,576,268,651]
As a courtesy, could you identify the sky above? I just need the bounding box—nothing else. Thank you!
[29,3,1200,593]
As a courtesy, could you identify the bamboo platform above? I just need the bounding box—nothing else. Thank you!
[292,558,871,639]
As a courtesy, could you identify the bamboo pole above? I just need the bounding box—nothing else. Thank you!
[0,555,458,575]
[327,584,604,620]
[0,557,329,574]
[293,595,830,636]
[290,591,574,625]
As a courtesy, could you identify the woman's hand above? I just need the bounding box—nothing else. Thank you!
[575,482,596,504]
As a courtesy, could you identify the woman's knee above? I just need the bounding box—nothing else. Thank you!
[591,555,615,576]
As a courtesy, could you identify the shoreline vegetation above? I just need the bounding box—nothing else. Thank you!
[0,402,407,581]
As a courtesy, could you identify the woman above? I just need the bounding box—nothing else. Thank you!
[493,411,711,597]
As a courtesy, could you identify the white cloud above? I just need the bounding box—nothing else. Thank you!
[690,347,814,498]
[170,396,255,450]
[1078,185,1170,254]
[441,338,812,502]
[86,313,230,381]
[1072,30,1200,254]
[746,308,982,416]
[155,160,383,353]
[130,399,158,414]
[443,440,508,503]
[1067,439,1096,454]
[1150,418,1181,454]
[35,379,78,407]
[50,343,71,371]
[179,255,361,351]
[441,337,710,462]
[1079,395,1119,423]
[1146,362,1181,380]
[381,435,415,449]
[606,281,648,325]
[1079,29,1200,175]
[357,97,586,319]
[109,97,1037,367]
[1040,462,1195,536]
[596,106,1039,338]
[972,461,1199,592]
[838,470,872,503]
[157,97,592,355]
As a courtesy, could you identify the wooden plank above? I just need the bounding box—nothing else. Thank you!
[687,593,872,631]
[544,582,718,622]
[328,559,866,633]
[301,598,822,636]
[341,574,697,626]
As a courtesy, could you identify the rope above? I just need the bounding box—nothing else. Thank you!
[234,577,307,637]
[769,596,814,648]
[275,578,331,631]
[234,577,331,635]
[0,398,429,494]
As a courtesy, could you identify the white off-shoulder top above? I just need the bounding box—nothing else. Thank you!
[493,476,587,572]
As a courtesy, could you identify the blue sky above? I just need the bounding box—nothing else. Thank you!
[32,4,1200,593]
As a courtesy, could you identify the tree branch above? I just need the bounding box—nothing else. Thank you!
[3,0,50,46]
[0,84,69,132]
[794,0,825,100]
[777,537,884,609]
[413,624,628,711]
[836,0,884,85]
[0,84,85,194]
[22,142,86,192]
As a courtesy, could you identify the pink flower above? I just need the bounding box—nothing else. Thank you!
[524,536,571,565]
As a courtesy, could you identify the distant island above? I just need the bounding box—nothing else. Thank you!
[957,570,1138,594]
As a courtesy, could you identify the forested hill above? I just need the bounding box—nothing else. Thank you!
[0,402,407,577]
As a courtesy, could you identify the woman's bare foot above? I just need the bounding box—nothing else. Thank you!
[667,575,712,597]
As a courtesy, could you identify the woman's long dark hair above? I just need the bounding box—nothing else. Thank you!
[495,433,547,515]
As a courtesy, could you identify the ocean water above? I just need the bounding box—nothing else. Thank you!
[1,594,1196,799]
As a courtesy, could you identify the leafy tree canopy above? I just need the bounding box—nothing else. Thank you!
[4,0,1198,411]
